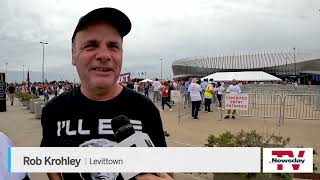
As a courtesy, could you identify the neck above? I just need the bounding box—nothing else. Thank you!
[80,83,123,101]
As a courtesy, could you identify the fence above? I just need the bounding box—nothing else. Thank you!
[149,84,320,125]
[238,93,282,119]
[229,93,320,125]
[175,92,320,125]
[281,94,320,122]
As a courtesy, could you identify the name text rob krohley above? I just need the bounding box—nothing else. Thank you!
[23,156,124,167]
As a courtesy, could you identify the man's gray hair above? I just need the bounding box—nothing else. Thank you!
[192,78,197,83]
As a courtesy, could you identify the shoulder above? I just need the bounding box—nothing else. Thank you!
[124,87,159,114]
[43,88,78,114]
[122,87,156,107]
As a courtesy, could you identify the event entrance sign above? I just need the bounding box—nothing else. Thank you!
[225,93,249,110]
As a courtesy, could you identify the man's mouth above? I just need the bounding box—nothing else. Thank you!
[92,68,112,72]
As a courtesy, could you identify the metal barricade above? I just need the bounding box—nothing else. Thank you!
[280,94,320,124]
[238,93,282,119]
[176,83,320,125]
[176,87,191,123]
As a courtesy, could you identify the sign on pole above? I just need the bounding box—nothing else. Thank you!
[170,90,181,102]
[225,93,249,110]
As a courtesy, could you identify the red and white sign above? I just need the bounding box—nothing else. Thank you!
[224,94,249,110]
[263,148,313,173]
[118,73,131,85]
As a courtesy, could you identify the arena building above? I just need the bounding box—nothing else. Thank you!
[172,49,320,84]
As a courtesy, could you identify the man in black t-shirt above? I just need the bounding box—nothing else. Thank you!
[7,83,15,106]
[41,7,173,180]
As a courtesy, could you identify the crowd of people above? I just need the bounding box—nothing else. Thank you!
[7,76,302,121]
[121,76,244,120]
[5,81,80,103]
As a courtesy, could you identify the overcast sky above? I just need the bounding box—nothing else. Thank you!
[0,0,319,82]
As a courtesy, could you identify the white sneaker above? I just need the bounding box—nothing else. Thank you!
[218,107,221,110]
[170,108,173,111]
[222,108,224,111]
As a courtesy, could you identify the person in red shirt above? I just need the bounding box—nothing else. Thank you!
[161,81,172,111]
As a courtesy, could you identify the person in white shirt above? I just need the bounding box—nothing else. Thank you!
[133,82,139,92]
[188,78,202,119]
[173,81,177,89]
[57,84,64,95]
[152,78,161,103]
[225,79,241,119]
[0,132,30,180]
[214,82,225,110]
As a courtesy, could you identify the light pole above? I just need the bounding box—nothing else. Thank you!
[5,62,8,78]
[40,41,48,86]
[293,47,296,76]
[285,57,288,77]
[22,65,25,83]
[160,59,163,80]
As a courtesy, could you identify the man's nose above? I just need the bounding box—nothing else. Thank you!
[95,45,111,62]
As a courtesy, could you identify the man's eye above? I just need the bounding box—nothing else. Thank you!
[84,44,97,48]
[110,44,119,49]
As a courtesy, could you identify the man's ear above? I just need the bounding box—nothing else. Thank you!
[72,48,76,66]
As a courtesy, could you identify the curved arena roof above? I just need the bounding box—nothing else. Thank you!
[172,49,320,79]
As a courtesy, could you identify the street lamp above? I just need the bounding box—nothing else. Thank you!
[22,65,25,83]
[185,64,187,76]
[160,59,163,80]
[5,62,8,75]
[285,58,288,76]
[293,47,296,76]
[40,41,48,86]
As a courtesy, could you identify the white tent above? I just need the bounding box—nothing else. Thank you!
[138,79,153,83]
[201,71,282,82]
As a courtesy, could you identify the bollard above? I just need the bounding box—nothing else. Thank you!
[34,102,45,119]
[29,100,35,113]
[26,100,31,110]
[30,99,39,113]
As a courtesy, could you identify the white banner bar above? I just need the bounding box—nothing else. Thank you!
[10,147,260,173]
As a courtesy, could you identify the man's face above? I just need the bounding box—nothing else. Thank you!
[232,80,237,85]
[72,21,123,90]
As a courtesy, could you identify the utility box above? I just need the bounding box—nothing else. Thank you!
[0,73,6,112]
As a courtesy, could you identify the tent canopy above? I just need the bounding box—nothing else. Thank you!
[201,71,282,82]
[138,79,153,83]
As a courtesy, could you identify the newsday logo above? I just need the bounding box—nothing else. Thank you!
[263,148,313,173]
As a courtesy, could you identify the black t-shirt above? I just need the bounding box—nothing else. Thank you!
[40,86,166,180]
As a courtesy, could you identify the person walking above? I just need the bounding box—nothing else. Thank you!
[144,82,150,97]
[152,78,161,102]
[161,81,172,111]
[183,77,192,108]
[214,82,225,110]
[43,87,50,103]
[188,78,202,119]
[200,78,208,110]
[7,83,15,106]
[203,81,214,112]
